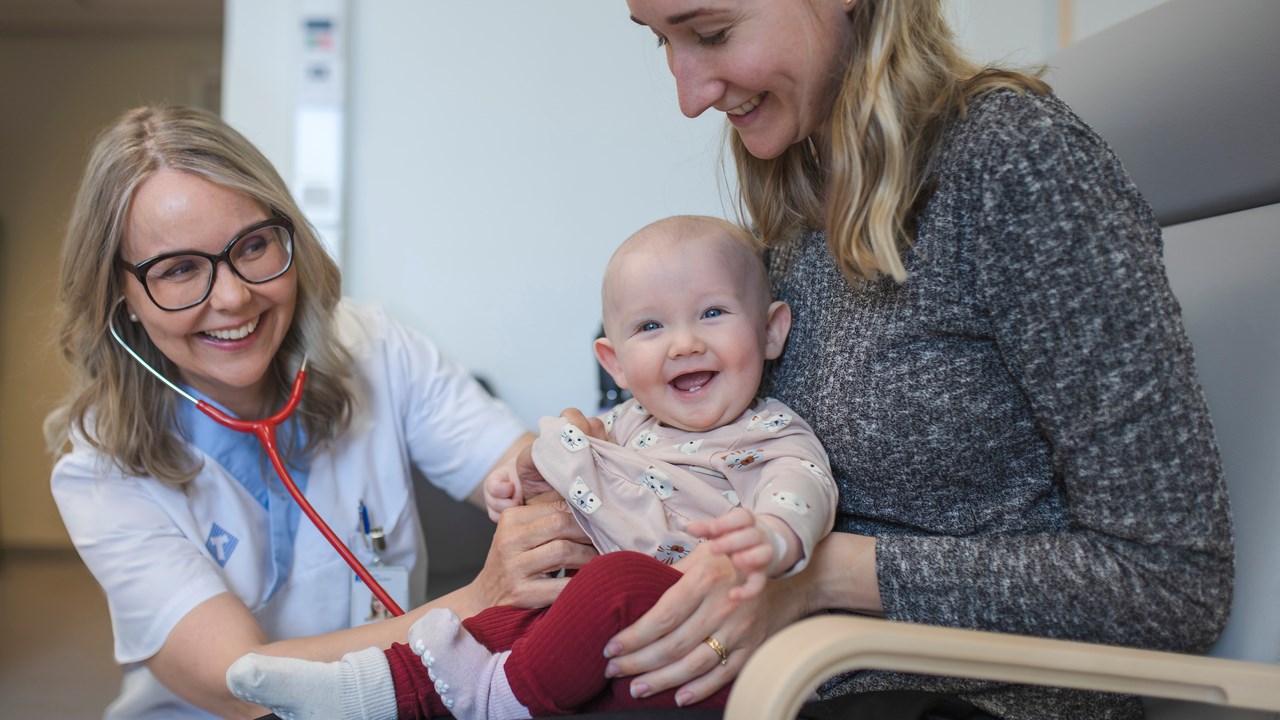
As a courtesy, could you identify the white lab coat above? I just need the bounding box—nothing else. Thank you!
[51,301,525,719]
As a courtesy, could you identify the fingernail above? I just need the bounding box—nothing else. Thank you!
[676,691,694,707]
[604,661,619,678]
[630,682,651,699]
[603,641,621,658]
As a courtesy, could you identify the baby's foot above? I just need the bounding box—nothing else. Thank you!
[226,647,395,720]
[408,608,530,720]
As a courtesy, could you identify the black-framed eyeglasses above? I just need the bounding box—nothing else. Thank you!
[116,217,296,311]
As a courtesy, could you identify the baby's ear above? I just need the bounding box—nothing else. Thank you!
[594,337,629,390]
[763,301,792,360]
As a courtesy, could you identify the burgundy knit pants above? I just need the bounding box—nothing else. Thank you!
[385,550,732,717]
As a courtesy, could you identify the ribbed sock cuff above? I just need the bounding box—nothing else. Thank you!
[487,652,532,719]
[340,646,397,720]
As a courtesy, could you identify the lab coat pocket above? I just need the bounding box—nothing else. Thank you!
[253,554,352,638]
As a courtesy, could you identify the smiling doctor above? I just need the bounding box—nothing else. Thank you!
[45,105,594,719]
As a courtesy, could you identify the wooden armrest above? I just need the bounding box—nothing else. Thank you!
[724,616,1280,720]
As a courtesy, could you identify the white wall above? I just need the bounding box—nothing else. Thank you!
[223,0,1170,428]
[226,1,726,424]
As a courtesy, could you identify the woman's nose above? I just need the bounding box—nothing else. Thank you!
[207,261,252,310]
[668,47,722,119]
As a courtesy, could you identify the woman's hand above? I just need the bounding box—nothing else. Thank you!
[468,494,597,612]
[602,532,881,705]
[601,543,812,706]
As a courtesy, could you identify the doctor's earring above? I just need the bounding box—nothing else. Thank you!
[128,310,139,322]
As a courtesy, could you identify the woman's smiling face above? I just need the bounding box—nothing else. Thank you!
[119,168,297,418]
[627,0,855,159]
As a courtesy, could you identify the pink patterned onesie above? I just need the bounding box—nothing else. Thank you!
[532,396,837,571]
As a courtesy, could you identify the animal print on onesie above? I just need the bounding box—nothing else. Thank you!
[533,397,836,572]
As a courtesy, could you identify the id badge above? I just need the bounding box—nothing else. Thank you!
[350,564,409,626]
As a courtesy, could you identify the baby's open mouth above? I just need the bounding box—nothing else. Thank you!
[672,371,716,393]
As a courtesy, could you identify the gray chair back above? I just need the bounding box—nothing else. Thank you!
[1046,1,1280,717]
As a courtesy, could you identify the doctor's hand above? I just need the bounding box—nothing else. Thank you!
[471,494,596,611]
[601,543,807,707]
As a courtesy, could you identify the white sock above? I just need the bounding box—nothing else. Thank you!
[408,608,531,720]
[226,647,397,720]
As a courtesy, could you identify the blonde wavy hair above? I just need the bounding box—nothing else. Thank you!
[731,0,1050,281]
[44,106,355,485]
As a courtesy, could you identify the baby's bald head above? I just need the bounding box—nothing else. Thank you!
[594,215,791,432]
[601,215,770,335]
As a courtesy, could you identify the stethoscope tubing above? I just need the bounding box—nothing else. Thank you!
[108,298,405,617]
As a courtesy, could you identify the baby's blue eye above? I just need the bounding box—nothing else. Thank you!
[640,321,661,332]
[702,308,724,319]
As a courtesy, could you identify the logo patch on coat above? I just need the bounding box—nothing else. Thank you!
[206,523,239,567]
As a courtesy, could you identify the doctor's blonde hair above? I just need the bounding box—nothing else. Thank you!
[730,0,1049,282]
[44,106,355,485]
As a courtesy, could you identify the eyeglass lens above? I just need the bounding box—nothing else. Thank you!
[144,225,293,310]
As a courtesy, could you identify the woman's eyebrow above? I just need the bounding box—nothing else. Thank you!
[630,8,718,27]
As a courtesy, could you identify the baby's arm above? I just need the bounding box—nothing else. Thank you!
[685,508,802,600]
[484,407,609,522]
[689,405,838,598]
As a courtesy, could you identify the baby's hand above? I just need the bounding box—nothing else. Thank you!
[486,443,559,522]
[687,507,792,600]
[484,462,524,523]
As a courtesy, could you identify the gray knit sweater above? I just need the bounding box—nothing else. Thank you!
[762,89,1233,720]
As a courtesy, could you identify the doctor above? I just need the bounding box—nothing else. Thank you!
[45,105,594,719]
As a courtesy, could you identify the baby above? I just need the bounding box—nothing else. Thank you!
[228,215,837,719]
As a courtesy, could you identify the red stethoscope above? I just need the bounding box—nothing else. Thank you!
[108,298,404,616]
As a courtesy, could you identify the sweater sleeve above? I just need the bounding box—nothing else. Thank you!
[874,94,1233,652]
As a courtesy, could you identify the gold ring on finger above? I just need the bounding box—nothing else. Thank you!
[703,635,728,665]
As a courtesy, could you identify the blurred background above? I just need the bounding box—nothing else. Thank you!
[0,0,1167,716]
